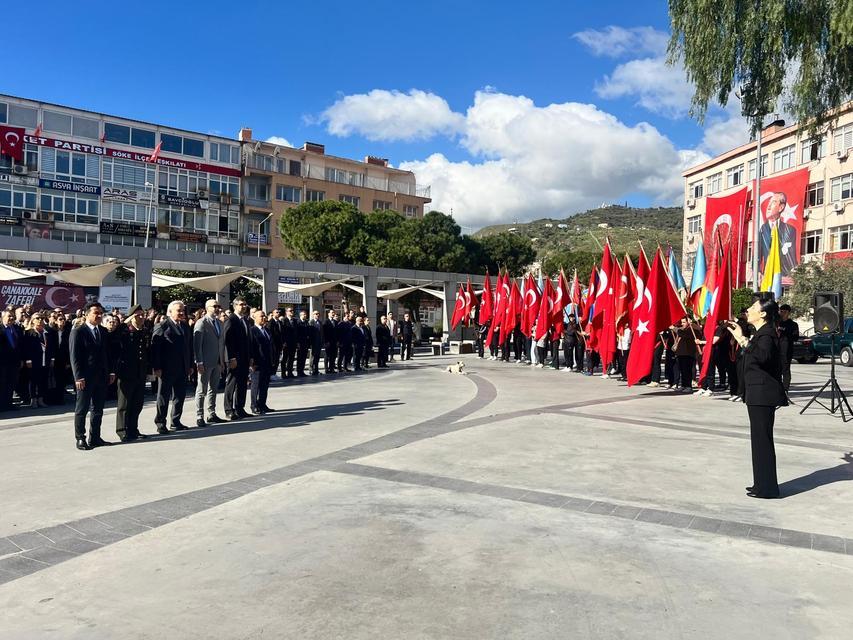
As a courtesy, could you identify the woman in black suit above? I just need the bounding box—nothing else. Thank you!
[726,296,787,498]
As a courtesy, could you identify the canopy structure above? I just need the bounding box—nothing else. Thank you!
[149,269,250,293]
[0,263,44,281]
[47,262,120,286]
[242,276,354,297]
[376,283,437,301]
[341,282,365,297]
[418,287,445,301]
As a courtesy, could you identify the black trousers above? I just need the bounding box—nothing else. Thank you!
[16,366,31,404]
[283,344,296,376]
[781,358,793,391]
[747,404,779,497]
[650,343,664,383]
[489,338,499,358]
[617,348,629,379]
[324,343,337,372]
[362,348,372,368]
[296,344,308,375]
[563,342,578,369]
[535,346,546,363]
[253,369,270,410]
[310,347,321,374]
[224,365,248,416]
[665,350,677,386]
[378,344,389,367]
[677,355,695,389]
[29,365,49,401]
[476,338,485,357]
[551,340,561,368]
[401,338,413,360]
[155,373,186,428]
[0,363,19,409]
[74,379,106,442]
[116,376,145,439]
[353,344,364,370]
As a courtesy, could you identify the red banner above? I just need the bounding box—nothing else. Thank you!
[0,283,86,309]
[752,168,810,279]
[0,125,25,162]
[704,187,747,274]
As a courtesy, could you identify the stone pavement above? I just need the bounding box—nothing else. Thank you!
[1,356,853,638]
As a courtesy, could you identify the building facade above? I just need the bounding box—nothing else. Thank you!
[239,129,431,258]
[682,105,853,286]
[0,94,243,257]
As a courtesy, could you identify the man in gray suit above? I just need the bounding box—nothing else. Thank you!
[193,299,225,428]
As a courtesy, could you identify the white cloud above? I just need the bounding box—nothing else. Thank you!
[320,89,465,142]
[265,135,293,147]
[595,55,694,118]
[397,90,699,229]
[573,26,668,58]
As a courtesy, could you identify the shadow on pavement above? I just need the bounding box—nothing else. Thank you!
[780,452,853,498]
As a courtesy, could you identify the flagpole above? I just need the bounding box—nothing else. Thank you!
[752,124,764,291]
[735,203,744,289]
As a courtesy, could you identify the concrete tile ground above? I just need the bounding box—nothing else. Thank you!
[1,356,852,638]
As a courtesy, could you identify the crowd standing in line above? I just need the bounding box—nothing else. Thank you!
[0,298,415,451]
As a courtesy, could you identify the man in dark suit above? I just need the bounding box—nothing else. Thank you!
[268,308,284,380]
[758,191,798,276]
[0,310,24,411]
[295,309,310,377]
[399,312,415,360]
[150,300,193,433]
[309,309,323,375]
[223,297,252,420]
[322,310,338,374]
[777,303,799,391]
[336,313,352,372]
[281,307,297,378]
[250,309,275,415]
[351,316,367,371]
[115,305,151,442]
[362,317,374,369]
[376,315,391,368]
[69,302,116,449]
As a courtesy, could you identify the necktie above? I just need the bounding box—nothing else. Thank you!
[213,318,220,337]
[92,326,100,344]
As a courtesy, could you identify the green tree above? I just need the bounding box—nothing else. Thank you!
[279,200,363,261]
[541,250,599,279]
[788,259,853,318]
[477,232,536,275]
[669,0,853,132]
[151,270,208,310]
[732,287,756,316]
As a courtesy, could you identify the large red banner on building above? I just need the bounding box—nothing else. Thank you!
[0,283,86,310]
[752,168,810,279]
[0,125,25,162]
[704,187,748,285]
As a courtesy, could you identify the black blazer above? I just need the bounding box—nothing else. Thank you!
[69,323,113,384]
[223,313,251,367]
[0,324,24,366]
[350,324,366,347]
[336,320,352,346]
[296,319,311,347]
[117,324,151,381]
[376,324,391,346]
[250,325,275,372]
[322,319,337,344]
[309,319,323,349]
[150,318,192,376]
[739,323,787,407]
[24,328,57,368]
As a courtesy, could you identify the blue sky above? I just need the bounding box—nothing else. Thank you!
[3,0,746,230]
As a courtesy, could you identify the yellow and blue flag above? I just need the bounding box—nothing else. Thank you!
[760,226,783,301]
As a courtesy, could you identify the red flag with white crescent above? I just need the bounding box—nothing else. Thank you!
[521,274,541,337]
[698,242,732,384]
[450,285,466,329]
[0,126,25,162]
[480,271,494,324]
[535,277,556,342]
[552,269,571,334]
[592,242,613,324]
[464,279,476,326]
[147,141,163,164]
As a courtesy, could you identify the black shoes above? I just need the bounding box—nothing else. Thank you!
[196,419,206,428]
[260,405,275,413]
[236,409,250,419]
[156,426,169,434]
[207,414,225,424]
[88,438,113,448]
[171,423,189,431]
[228,413,241,421]
[76,438,91,451]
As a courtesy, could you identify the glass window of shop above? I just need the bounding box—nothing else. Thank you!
[40,148,99,184]
[102,201,151,224]
[39,191,98,225]
[210,142,240,165]
[158,167,208,196]
[102,158,156,189]
[0,185,37,216]
[209,175,240,199]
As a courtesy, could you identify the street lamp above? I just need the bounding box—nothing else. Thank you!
[257,212,274,258]
[144,181,155,249]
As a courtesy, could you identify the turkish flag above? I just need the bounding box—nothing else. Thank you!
[552,269,571,334]
[597,258,622,371]
[579,263,598,326]
[147,141,163,163]
[535,277,556,341]
[480,271,494,325]
[704,187,748,286]
[592,243,614,324]
[521,274,540,337]
[698,242,732,385]
[570,268,581,310]
[626,249,686,386]
[752,168,809,279]
[450,284,466,329]
[487,271,509,344]
[501,279,522,343]
[464,279,476,326]
[0,126,25,162]
[615,255,635,334]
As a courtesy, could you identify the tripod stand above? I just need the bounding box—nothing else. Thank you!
[800,333,852,422]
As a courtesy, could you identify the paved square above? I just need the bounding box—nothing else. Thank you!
[1,356,853,638]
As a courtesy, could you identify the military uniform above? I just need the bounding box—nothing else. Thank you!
[116,322,151,441]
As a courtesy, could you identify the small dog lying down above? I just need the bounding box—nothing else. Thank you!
[446,361,467,375]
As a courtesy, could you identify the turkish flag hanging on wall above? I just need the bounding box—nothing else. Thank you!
[704,187,747,279]
[0,126,25,162]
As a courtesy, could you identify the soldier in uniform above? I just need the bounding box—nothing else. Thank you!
[116,305,152,442]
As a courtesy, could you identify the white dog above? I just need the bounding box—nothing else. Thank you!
[446,361,467,375]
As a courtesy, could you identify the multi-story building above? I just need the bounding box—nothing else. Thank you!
[682,105,853,286]
[238,128,431,258]
[0,94,244,257]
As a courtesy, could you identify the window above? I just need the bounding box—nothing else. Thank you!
[830,224,853,251]
[104,123,130,144]
[306,190,325,202]
[747,154,768,179]
[130,126,154,149]
[275,185,301,202]
[687,215,702,234]
[807,181,825,207]
[373,200,392,211]
[833,123,853,154]
[339,194,360,207]
[726,164,744,188]
[43,110,72,134]
[830,173,853,202]
[0,103,7,123]
[183,137,204,158]
[160,133,183,154]
[404,204,418,217]
[72,115,99,140]
[7,104,37,127]
[249,154,281,172]
[772,144,796,172]
[689,180,703,199]
[41,148,99,184]
[801,136,826,163]
[0,184,37,217]
[102,158,156,189]
[325,167,363,186]
[247,182,269,202]
[707,172,722,195]
[209,175,240,199]
[39,191,99,225]
[158,167,208,197]
[102,201,152,224]
[801,230,822,255]
[210,142,240,165]
[289,160,301,176]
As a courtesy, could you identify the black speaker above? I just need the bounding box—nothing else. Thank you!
[814,291,844,334]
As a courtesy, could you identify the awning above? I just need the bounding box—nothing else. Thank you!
[376,284,429,300]
[418,286,445,301]
[151,270,250,293]
[341,282,365,297]
[47,262,120,286]
[0,263,44,281]
[242,276,354,297]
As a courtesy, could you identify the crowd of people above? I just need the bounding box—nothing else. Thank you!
[0,299,417,450]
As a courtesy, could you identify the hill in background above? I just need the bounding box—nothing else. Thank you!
[473,205,684,260]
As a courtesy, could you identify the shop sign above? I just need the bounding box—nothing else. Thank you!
[38,178,101,195]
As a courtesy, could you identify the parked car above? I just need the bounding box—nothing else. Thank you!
[793,332,819,364]
[804,317,853,366]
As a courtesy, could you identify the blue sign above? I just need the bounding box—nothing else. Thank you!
[38,179,101,195]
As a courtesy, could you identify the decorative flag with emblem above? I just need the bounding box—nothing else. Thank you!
[689,238,708,315]
[535,276,556,342]
[626,248,686,386]
[450,284,467,329]
[465,279,476,326]
[147,141,163,164]
[521,273,540,337]
[553,269,571,334]
[0,126,25,162]
[667,246,687,297]
[480,271,494,325]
